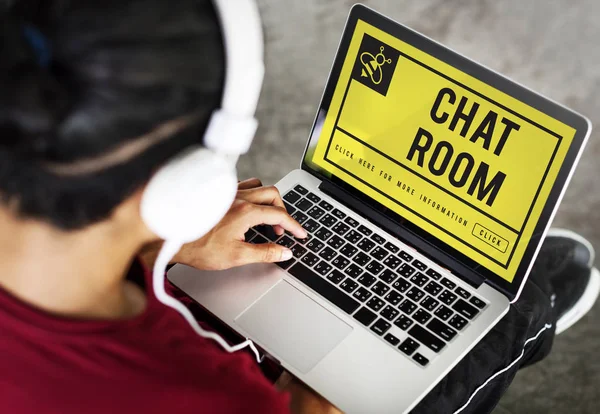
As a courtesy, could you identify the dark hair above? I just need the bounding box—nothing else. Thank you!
[0,0,225,229]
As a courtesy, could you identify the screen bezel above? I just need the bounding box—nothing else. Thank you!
[300,4,591,300]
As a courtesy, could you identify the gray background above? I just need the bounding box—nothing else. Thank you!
[238,1,600,412]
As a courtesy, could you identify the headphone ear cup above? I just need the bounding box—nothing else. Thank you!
[141,147,238,243]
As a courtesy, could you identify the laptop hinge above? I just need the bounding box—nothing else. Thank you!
[319,180,484,289]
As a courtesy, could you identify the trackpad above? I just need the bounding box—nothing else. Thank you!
[235,281,352,374]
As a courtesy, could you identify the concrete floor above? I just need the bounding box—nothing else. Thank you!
[238,1,600,412]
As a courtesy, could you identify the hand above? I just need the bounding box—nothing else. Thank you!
[276,371,343,414]
[140,178,307,271]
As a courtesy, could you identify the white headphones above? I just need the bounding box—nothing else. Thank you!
[140,0,266,363]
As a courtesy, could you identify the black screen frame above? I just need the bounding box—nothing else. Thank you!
[300,4,591,301]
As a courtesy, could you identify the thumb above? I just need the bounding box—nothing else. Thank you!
[237,242,294,266]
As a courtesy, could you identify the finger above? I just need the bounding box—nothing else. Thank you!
[237,242,293,265]
[238,203,307,239]
[238,185,285,209]
[238,178,263,190]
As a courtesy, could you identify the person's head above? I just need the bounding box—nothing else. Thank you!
[0,0,237,241]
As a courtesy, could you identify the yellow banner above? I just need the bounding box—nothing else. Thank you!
[312,20,576,282]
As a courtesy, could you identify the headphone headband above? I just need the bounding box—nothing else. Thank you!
[204,0,265,155]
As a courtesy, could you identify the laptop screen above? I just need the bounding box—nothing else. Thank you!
[305,16,578,284]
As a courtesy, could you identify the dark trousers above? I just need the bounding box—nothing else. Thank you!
[412,267,557,414]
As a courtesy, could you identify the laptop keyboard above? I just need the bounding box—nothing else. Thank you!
[245,185,488,368]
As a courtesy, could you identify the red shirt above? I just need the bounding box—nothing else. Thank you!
[0,261,290,414]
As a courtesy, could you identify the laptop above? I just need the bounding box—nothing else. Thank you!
[168,5,591,413]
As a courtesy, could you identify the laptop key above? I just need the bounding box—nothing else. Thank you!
[371,233,386,245]
[384,333,400,346]
[340,278,359,293]
[453,299,480,319]
[307,206,326,220]
[440,277,457,290]
[357,225,373,236]
[314,261,333,276]
[301,252,319,267]
[412,353,429,367]
[244,229,257,243]
[357,238,376,252]
[358,274,376,287]
[424,281,443,296]
[344,216,360,228]
[394,315,414,331]
[439,290,458,306]
[398,263,416,278]
[276,258,295,270]
[380,269,398,284]
[381,305,400,321]
[399,299,417,315]
[412,259,427,271]
[326,235,344,250]
[399,341,417,356]
[434,305,453,321]
[399,251,414,262]
[319,214,337,228]
[371,318,391,336]
[295,198,313,212]
[294,185,308,195]
[371,281,390,297]
[406,287,425,303]
[392,279,411,293]
[353,287,372,302]
[354,307,377,326]
[344,229,363,244]
[449,314,469,331]
[302,219,319,233]
[413,309,432,325]
[384,242,400,254]
[256,225,280,241]
[251,234,269,245]
[283,202,296,215]
[353,252,371,266]
[421,296,440,312]
[291,211,308,225]
[326,270,346,285]
[319,200,334,211]
[283,190,302,204]
[367,297,385,312]
[456,287,471,299]
[384,290,403,306]
[383,256,402,270]
[425,268,442,280]
[306,192,321,204]
[469,296,486,309]
[306,239,324,253]
[318,247,336,261]
[314,228,333,242]
[332,255,350,270]
[340,243,358,258]
[365,260,384,276]
[332,208,346,220]
[344,263,363,279]
[276,236,295,249]
[288,263,360,314]
[410,272,429,287]
[370,246,389,261]
[409,325,445,353]
[332,222,350,236]
[428,318,458,341]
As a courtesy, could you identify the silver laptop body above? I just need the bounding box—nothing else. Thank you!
[169,5,591,413]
